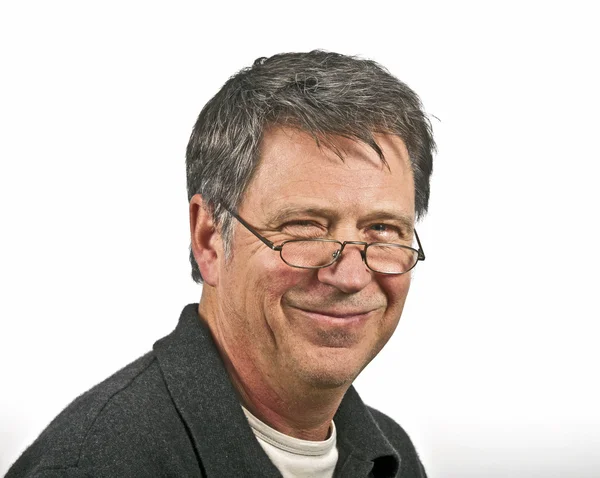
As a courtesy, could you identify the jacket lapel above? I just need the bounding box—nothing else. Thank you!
[153,304,282,478]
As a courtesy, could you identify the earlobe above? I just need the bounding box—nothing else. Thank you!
[189,194,221,287]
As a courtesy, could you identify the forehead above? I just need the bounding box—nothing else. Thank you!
[241,127,415,219]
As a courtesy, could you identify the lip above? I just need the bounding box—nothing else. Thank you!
[290,306,376,325]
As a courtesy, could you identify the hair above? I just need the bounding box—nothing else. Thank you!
[186,50,435,283]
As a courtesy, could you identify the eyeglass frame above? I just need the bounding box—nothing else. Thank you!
[223,207,425,275]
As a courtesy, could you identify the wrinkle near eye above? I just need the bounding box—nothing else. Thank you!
[236,230,267,256]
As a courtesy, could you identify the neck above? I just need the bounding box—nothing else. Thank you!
[227,354,341,441]
[198,291,347,441]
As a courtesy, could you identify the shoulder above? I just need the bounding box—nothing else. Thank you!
[6,352,197,477]
[366,406,428,478]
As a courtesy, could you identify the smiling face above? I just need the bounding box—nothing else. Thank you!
[205,127,415,392]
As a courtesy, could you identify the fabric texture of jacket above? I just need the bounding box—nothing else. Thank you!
[7,304,427,477]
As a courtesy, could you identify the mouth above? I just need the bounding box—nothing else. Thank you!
[289,306,377,326]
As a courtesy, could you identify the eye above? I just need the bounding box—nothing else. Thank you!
[369,223,400,234]
[367,223,405,241]
[370,224,391,233]
[287,220,316,227]
[281,220,326,237]
[284,220,319,229]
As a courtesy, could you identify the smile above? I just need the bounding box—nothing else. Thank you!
[290,307,376,326]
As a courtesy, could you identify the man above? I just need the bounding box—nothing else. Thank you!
[7,51,434,477]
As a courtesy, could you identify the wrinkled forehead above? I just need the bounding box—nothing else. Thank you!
[257,126,412,173]
[240,127,415,219]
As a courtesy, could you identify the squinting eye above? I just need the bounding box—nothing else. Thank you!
[291,220,315,227]
[285,220,320,229]
[282,220,326,236]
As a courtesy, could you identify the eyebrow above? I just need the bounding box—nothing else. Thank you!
[265,205,415,232]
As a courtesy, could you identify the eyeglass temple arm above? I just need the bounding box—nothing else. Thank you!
[225,207,280,251]
[415,230,426,261]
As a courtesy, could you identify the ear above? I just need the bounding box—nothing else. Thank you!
[189,194,221,287]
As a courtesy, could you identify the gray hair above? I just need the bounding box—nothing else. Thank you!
[186,50,435,283]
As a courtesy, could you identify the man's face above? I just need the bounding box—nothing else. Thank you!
[214,127,415,390]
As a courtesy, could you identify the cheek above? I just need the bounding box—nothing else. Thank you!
[262,261,309,307]
[234,250,307,311]
[371,275,411,351]
[379,274,412,312]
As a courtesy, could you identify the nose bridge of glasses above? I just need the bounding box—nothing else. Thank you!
[333,241,368,262]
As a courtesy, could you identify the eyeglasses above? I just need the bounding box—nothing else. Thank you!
[225,208,425,275]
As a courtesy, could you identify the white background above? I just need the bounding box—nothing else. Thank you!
[1,1,599,477]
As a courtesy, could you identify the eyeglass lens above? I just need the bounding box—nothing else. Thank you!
[280,241,418,273]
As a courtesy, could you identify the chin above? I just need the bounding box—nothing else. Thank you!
[281,322,389,390]
[292,349,367,390]
[299,368,356,390]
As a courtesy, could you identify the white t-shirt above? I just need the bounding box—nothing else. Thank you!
[242,406,338,478]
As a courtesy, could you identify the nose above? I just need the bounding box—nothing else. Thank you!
[317,242,372,294]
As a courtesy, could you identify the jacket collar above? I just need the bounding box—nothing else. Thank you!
[153,304,399,477]
[334,387,400,477]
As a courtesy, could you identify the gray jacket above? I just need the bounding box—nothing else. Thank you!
[7,304,427,477]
